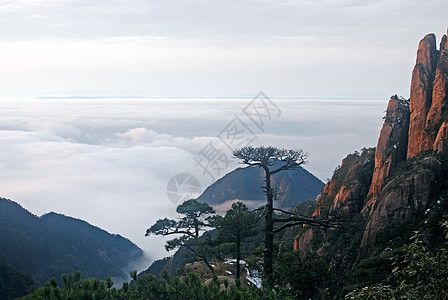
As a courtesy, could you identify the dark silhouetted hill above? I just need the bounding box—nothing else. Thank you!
[197,164,324,211]
[0,197,145,287]
[0,253,35,300]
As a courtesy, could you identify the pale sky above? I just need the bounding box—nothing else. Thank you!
[0,0,447,97]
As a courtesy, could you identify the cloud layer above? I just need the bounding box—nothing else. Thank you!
[0,96,387,261]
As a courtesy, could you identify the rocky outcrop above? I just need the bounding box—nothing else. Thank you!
[310,181,336,218]
[294,148,375,252]
[408,31,448,158]
[296,179,366,252]
[434,121,448,152]
[359,156,444,258]
[407,34,438,157]
[431,34,448,151]
[294,31,448,258]
[359,31,448,258]
[318,151,375,217]
[294,228,313,251]
[322,180,337,199]
[366,96,410,207]
[331,184,363,213]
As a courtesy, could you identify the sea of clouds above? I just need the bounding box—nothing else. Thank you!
[0,96,387,265]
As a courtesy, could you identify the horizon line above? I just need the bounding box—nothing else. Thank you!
[24,95,392,100]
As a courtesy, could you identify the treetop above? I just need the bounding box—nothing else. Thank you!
[233,146,308,173]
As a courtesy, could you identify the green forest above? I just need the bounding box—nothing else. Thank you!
[19,197,448,299]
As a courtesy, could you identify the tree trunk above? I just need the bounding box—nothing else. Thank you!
[202,256,216,275]
[263,168,274,287]
[236,234,241,279]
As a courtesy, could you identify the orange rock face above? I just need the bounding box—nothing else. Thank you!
[359,157,443,259]
[294,148,375,252]
[294,31,448,256]
[367,96,410,207]
[359,31,448,258]
[408,32,448,158]
[434,121,448,152]
[295,229,313,252]
[307,182,334,219]
[330,180,362,214]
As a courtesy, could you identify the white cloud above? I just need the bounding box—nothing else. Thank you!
[116,128,174,144]
[0,97,387,262]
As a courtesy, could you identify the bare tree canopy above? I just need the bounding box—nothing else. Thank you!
[233,146,308,174]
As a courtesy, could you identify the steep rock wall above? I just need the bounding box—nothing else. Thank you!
[367,96,410,203]
[359,156,444,258]
[294,31,448,259]
[408,31,448,158]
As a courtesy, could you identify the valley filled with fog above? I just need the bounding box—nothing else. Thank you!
[0,96,387,262]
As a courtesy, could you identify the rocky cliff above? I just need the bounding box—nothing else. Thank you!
[359,31,448,258]
[408,32,448,158]
[359,156,444,258]
[295,30,448,260]
[295,148,375,252]
[366,95,410,204]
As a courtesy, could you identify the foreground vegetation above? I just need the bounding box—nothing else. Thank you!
[19,218,448,299]
[22,271,316,299]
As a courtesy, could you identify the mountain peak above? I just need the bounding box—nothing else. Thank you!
[366,95,410,207]
[197,165,324,214]
[295,31,448,259]
[408,31,448,158]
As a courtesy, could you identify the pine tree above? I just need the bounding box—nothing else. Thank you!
[145,199,217,272]
[233,146,307,286]
[214,202,259,279]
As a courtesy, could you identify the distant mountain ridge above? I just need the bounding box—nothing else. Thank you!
[197,164,324,211]
[0,197,145,288]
